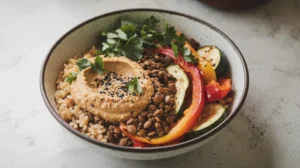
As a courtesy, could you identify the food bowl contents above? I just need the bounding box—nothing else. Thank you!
[54,16,233,147]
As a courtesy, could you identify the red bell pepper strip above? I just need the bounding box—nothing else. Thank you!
[133,140,148,148]
[120,48,205,145]
[205,78,231,102]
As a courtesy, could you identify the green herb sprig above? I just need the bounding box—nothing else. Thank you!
[127,77,142,94]
[99,16,198,63]
[65,56,105,84]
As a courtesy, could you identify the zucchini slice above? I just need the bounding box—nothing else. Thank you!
[166,65,189,115]
[197,46,228,77]
[192,102,226,132]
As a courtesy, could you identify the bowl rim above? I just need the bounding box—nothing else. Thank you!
[40,8,249,153]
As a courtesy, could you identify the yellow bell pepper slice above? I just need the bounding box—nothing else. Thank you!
[184,41,217,85]
[176,32,217,84]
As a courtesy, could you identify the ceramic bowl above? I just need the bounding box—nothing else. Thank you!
[40,9,249,160]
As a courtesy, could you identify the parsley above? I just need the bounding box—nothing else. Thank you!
[127,77,142,94]
[76,56,105,74]
[183,47,198,63]
[121,23,136,38]
[143,16,160,28]
[91,56,105,74]
[99,16,161,61]
[115,29,127,40]
[122,34,143,61]
[161,24,177,46]
[171,41,179,57]
[106,32,119,39]
[65,72,78,84]
[76,58,91,71]
[99,15,198,63]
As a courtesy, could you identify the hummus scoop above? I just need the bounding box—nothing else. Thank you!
[71,56,154,123]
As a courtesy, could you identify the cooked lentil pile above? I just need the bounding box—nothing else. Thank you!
[123,52,178,140]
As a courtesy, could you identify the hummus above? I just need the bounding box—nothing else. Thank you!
[71,56,154,123]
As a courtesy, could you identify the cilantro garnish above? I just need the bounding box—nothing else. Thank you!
[127,77,142,94]
[143,16,160,28]
[183,47,198,63]
[76,58,91,71]
[65,72,78,84]
[69,56,104,84]
[171,41,179,57]
[91,56,105,74]
[99,15,198,63]
[76,56,105,74]
[99,16,160,61]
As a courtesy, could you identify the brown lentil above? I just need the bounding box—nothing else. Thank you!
[153,92,164,105]
[144,120,152,129]
[138,115,145,121]
[147,105,157,112]
[159,102,165,109]
[158,130,165,137]
[137,129,146,137]
[119,138,128,146]
[113,127,121,134]
[147,131,156,137]
[153,109,162,117]
[166,115,175,125]
[155,122,161,129]
[127,125,137,134]
[107,131,114,141]
[168,82,176,94]
[126,118,134,125]
[164,126,170,134]
[165,95,171,104]
[155,116,161,123]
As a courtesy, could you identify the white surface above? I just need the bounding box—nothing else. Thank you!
[0,0,299,167]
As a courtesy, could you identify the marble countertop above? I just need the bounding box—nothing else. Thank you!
[1,0,299,167]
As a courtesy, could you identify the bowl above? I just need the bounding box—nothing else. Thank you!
[40,9,249,160]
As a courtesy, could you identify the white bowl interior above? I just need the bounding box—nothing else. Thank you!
[42,10,247,155]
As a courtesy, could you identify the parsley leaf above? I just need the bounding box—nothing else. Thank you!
[143,16,160,28]
[120,19,140,28]
[121,23,136,38]
[76,58,91,71]
[171,41,179,57]
[162,24,177,46]
[107,32,119,39]
[102,42,110,51]
[115,29,127,40]
[107,38,117,44]
[122,34,143,61]
[127,77,143,94]
[183,47,198,63]
[99,15,197,62]
[136,78,142,94]
[175,33,186,50]
[65,72,78,84]
[91,56,105,74]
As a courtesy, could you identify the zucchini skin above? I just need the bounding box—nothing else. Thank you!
[166,65,189,116]
[184,111,227,140]
[215,51,228,78]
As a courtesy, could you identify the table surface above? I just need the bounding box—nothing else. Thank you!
[1,0,299,167]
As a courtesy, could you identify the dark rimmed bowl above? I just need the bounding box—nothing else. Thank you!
[40,9,249,160]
